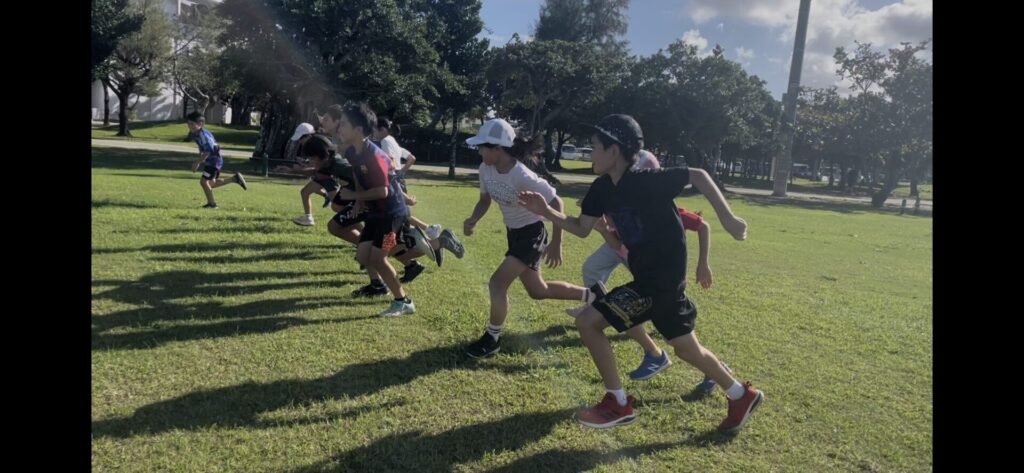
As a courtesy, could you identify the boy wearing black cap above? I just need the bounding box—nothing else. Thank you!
[518,114,762,431]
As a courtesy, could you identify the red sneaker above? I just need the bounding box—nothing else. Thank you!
[718,381,764,432]
[577,393,637,428]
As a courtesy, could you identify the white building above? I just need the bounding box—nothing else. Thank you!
[91,0,231,124]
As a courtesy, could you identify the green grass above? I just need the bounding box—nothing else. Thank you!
[92,146,932,472]
[721,175,934,201]
[92,120,260,151]
[555,159,594,171]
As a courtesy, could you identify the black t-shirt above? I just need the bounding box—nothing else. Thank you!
[320,159,354,187]
[320,158,356,204]
[581,166,691,294]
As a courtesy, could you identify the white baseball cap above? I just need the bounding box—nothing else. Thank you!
[466,118,515,147]
[290,122,316,141]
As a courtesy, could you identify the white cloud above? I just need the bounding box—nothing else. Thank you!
[717,22,725,31]
[686,0,932,92]
[484,33,506,44]
[736,47,755,60]
[681,29,711,57]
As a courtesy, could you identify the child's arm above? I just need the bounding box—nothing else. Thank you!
[595,217,622,250]
[290,165,320,176]
[337,184,387,201]
[463,193,491,236]
[688,168,748,241]
[695,220,713,289]
[191,151,209,172]
[400,150,416,175]
[395,182,416,206]
[544,195,565,268]
[517,191,600,238]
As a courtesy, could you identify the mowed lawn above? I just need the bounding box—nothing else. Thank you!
[92,146,932,472]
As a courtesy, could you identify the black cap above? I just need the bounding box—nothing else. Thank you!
[582,114,644,152]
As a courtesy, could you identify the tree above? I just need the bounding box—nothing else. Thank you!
[93,0,145,126]
[835,40,932,207]
[102,0,174,136]
[217,0,448,160]
[534,0,630,49]
[91,0,144,78]
[488,39,625,169]
[171,3,231,121]
[413,0,492,177]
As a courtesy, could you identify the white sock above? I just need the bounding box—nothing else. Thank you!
[306,213,313,219]
[583,288,595,303]
[725,381,746,400]
[486,323,503,341]
[607,388,627,406]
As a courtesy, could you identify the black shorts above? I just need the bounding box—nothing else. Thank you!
[591,282,698,340]
[313,174,340,193]
[359,215,408,250]
[201,165,221,181]
[331,203,367,228]
[505,220,548,271]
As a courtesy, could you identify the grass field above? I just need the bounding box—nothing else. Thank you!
[92,146,932,472]
[92,121,260,151]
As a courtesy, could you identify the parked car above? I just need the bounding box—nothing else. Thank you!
[560,144,582,160]
[577,147,592,161]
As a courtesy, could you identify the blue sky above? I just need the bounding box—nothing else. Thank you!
[479,0,932,98]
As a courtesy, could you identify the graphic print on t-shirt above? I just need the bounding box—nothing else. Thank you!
[484,178,519,207]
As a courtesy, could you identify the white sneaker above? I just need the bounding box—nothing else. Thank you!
[293,215,315,226]
[379,299,417,317]
[426,224,442,240]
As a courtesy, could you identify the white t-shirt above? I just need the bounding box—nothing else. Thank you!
[378,135,403,170]
[479,161,557,229]
[632,150,661,170]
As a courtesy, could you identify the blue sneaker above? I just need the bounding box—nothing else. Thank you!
[695,362,732,394]
[378,299,416,317]
[628,349,672,380]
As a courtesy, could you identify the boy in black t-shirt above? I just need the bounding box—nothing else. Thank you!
[518,114,763,432]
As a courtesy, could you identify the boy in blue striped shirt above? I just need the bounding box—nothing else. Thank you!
[187,112,247,208]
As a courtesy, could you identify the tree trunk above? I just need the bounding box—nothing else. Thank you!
[427,107,445,130]
[230,96,250,126]
[551,129,567,171]
[872,165,901,208]
[254,100,295,160]
[102,80,111,126]
[197,98,211,120]
[707,145,726,191]
[449,111,459,178]
[116,90,132,137]
[543,129,555,168]
[909,177,919,197]
[827,159,835,188]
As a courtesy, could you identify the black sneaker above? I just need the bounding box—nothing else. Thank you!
[202,203,218,209]
[234,173,248,190]
[351,284,388,298]
[466,332,500,358]
[439,229,465,259]
[399,261,426,283]
[323,194,332,208]
[434,247,444,267]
